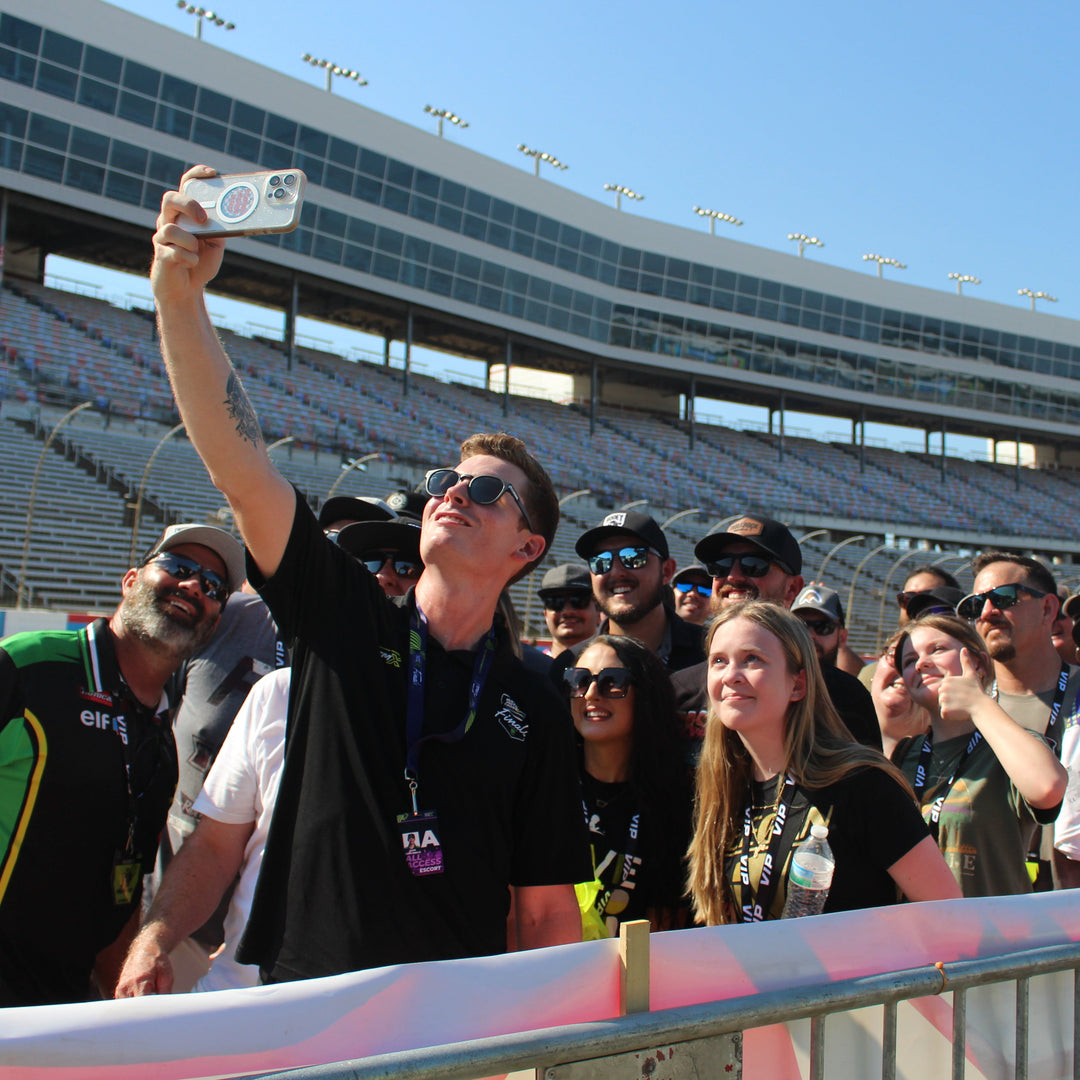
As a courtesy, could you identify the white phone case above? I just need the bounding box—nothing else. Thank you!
[178,169,307,237]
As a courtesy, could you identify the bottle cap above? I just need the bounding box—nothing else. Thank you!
[810,824,829,839]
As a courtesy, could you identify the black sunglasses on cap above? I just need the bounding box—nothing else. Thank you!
[543,594,593,613]
[425,468,535,534]
[586,546,657,575]
[564,666,633,699]
[956,584,1046,621]
[143,551,230,605]
[704,553,781,579]
[359,551,422,580]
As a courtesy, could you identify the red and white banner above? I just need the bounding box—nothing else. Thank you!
[2,891,1077,1080]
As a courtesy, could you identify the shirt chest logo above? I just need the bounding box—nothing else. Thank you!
[495,694,528,742]
[80,707,128,745]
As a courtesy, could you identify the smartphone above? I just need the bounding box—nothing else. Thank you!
[178,169,307,237]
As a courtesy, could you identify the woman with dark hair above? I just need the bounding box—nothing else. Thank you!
[895,614,1067,897]
[565,634,692,934]
[689,602,959,926]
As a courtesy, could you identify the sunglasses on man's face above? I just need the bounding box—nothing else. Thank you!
[564,666,633,699]
[799,617,839,637]
[956,584,1046,621]
[675,582,711,598]
[896,590,931,610]
[144,551,229,605]
[544,594,593,613]
[586,546,655,575]
[359,551,422,580]
[424,468,535,534]
[704,553,776,579]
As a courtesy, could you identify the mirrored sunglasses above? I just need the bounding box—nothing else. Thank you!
[144,551,229,604]
[956,584,1045,621]
[564,666,633,699]
[424,468,535,534]
[675,582,711,598]
[360,551,422,580]
[586,546,654,575]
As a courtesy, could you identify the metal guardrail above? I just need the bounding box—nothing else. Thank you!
[246,941,1080,1080]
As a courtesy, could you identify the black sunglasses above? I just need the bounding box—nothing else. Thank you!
[957,584,1046,621]
[144,551,229,604]
[704,553,778,579]
[586,546,656,575]
[675,582,711,598]
[564,666,633,699]
[896,589,931,610]
[359,551,422,580]
[425,468,535,533]
[799,617,839,636]
[544,594,593,613]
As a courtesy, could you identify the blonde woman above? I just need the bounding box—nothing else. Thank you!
[896,614,1067,897]
[689,602,959,926]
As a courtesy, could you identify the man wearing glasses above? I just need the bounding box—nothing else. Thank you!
[0,524,242,1005]
[792,584,848,669]
[143,166,588,988]
[537,564,599,659]
[671,565,712,627]
[962,553,1080,889]
[671,515,880,750]
[571,510,703,672]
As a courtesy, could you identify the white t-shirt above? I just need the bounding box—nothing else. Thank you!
[191,668,288,992]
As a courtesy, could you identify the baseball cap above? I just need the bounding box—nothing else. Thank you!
[672,564,711,586]
[905,586,966,621]
[318,495,395,529]
[695,515,802,575]
[793,584,845,624]
[145,523,246,594]
[538,563,592,599]
[336,518,422,562]
[575,510,669,562]
[384,487,430,519]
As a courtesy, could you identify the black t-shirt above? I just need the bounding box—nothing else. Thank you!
[672,662,883,752]
[238,491,591,982]
[581,770,691,933]
[725,767,930,922]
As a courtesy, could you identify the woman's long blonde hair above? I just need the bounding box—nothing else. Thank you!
[687,601,908,925]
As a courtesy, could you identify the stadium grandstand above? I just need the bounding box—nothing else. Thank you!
[3,0,1080,655]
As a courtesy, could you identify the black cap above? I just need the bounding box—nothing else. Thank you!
[695,514,802,576]
[538,563,593,599]
[318,495,395,529]
[672,564,711,586]
[384,488,430,519]
[906,586,966,621]
[575,511,669,562]
[793,584,845,624]
[336,518,422,562]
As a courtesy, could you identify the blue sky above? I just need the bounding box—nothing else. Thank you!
[53,0,1080,454]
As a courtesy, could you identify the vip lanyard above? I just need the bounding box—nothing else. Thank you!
[991,662,1069,756]
[403,603,496,812]
[913,729,982,828]
[584,795,641,914]
[737,773,796,924]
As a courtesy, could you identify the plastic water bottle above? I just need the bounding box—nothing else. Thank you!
[781,824,835,919]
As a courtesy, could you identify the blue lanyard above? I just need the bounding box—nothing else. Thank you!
[404,602,496,812]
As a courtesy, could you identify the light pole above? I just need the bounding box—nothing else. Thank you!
[128,421,186,567]
[301,54,367,93]
[692,206,743,235]
[662,507,703,530]
[325,452,382,500]
[604,184,644,211]
[517,145,567,177]
[862,253,907,279]
[18,401,94,608]
[948,273,981,296]
[796,528,829,546]
[788,233,824,258]
[706,514,743,535]
[846,542,893,643]
[559,489,592,509]
[875,549,931,651]
[618,498,649,513]
[1018,288,1058,312]
[176,1,234,38]
[818,535,866,581]
[425,106,468,138]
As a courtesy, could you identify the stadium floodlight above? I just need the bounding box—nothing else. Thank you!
[176,2,235,39]
[862,253,907,279]
[517,145,568,177]
[948,273,981,296]
[1018,288,1058,311]
[604,183,644,211]
[788,233,824,257]
[301,54,368,93]
[693,206,743,235]
[424,106,468,138]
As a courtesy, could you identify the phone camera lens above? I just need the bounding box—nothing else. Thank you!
[283,174,296,186]
[269,175,281,187]
[273,188,286,199]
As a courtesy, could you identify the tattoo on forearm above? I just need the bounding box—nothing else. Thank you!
[224,372,263,446]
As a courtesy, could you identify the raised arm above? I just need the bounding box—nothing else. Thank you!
[151,165,295,577]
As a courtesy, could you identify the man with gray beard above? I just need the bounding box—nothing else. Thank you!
[0,523,242,1005]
